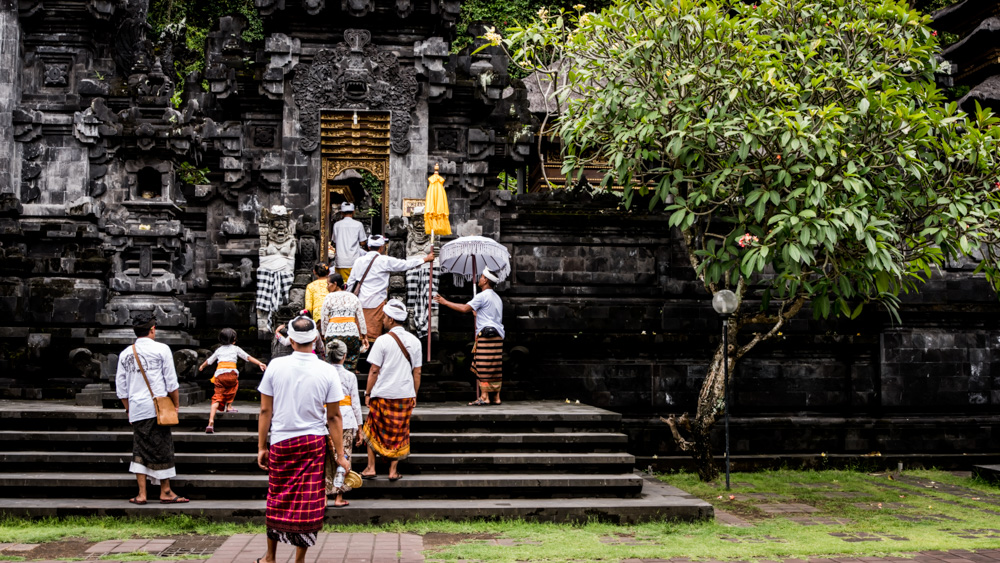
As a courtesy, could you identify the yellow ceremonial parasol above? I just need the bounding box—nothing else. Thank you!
[424,164,451,361]
[424,164,451,236]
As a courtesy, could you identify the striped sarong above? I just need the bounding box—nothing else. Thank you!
[210,371,239,406]
[472,335,503,393]
[361,397,415,459]
[405,262,440,339]
[266,434,327,543]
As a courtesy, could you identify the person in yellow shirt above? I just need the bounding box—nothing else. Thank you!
[304,264,331,323]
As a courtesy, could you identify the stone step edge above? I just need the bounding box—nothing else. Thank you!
[0,451,636,463]
[0,430,628,441]
[0,475,713,524]
[0,472,645,489]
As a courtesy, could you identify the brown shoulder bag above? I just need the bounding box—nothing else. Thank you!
[132,344,179,426]
[387,331,413,369]
[350,255,379,296]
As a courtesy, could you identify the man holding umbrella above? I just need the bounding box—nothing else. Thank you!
[435,268,505,405]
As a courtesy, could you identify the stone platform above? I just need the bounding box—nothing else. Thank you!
[0,399,711,524]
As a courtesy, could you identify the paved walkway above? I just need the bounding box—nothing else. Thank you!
[3,536,1000,563]
[0,534,424,562]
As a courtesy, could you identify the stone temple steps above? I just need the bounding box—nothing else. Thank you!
[0,400,712,523]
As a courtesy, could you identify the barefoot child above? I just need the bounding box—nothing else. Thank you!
[199,328,267,433]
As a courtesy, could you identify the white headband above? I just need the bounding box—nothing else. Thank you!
[287,317,319,344]
[483,268,499,284]
[368,235,386,248]
[341,202,355,212]
[383,299,408,322]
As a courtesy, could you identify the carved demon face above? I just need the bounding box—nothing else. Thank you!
[269,218,293,244]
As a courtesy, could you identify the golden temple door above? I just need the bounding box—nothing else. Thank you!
[320,110,391,249]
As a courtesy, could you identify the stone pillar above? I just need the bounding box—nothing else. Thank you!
[0,0,21,195]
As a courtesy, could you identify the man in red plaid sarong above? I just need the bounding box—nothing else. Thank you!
[256,315,350,563]
[360,299,421,481]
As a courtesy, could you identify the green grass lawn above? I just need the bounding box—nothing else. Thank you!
[2,470,999,562]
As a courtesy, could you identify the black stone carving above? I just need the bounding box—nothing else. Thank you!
[396,0,413,18]
[436,128,460,152]
[304,0,324,15]
[291,29,418,154]
[112,3,149,76]
[44,64,69,86]
[342,0,373,17]
[253,126,276,148]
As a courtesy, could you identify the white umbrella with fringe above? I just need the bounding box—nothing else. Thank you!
[439,236,511,295]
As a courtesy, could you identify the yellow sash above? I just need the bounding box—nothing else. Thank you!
[212,361,238,383]
[339,396,352,406]
[329,316,355,324]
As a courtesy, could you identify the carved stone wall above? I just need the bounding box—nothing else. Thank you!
[0,0,525,398]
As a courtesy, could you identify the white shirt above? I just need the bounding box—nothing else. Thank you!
[205,344,250,376]
[115,338,180,424]
[258,351,345,445]
[332,217,368,268]
[333,364,363,430]
[468,289,505,339]
[367,326,422,399]
[346,251,425,308]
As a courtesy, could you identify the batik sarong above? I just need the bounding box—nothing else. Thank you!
[405,262,440,338]
[131,417,176,483]
[472,336,504,393]
[266,434,327,546]
[325,428,356,494]
[255,267,294,313]
[361,397,415,459]
[211,371,239,406]
[326,335,363,372]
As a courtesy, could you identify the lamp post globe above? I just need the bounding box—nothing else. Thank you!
[712,289,739,317]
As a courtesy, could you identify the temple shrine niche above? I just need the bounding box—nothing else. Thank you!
[0,0,997,459]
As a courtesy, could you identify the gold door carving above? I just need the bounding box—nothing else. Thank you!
[320,110,391,248]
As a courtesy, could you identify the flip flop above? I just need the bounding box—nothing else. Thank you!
[160,496,190,504]
[361,473,377,480]
[333,501,350,507]
[492,400,502,405]
[129,497,147,505]
[468,399,488,406]
[388,474,403,481]
[205,426,214,434]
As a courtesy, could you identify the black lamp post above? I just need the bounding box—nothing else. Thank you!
[712,289,738,491]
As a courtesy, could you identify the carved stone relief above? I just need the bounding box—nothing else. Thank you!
[44,63,69,86]
[291,30,418,154]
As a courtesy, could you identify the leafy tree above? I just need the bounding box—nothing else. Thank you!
[507,0,1000,480]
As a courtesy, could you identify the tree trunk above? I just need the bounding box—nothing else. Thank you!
[690,319,738,481]
[692,422,718,482]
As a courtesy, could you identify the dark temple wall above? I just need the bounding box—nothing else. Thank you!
[498,192,1000,458]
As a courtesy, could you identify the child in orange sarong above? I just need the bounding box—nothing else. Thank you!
[198,328,267,433]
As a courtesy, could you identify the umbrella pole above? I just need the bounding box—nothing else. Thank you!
[472,256,478,297]
[427,231,433,362]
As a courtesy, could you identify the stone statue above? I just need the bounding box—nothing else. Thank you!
[259,205,296,273]
[256,205,297,334]
[406,208,432,257]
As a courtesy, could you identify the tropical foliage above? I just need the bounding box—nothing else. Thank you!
[507,0,1000,480]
